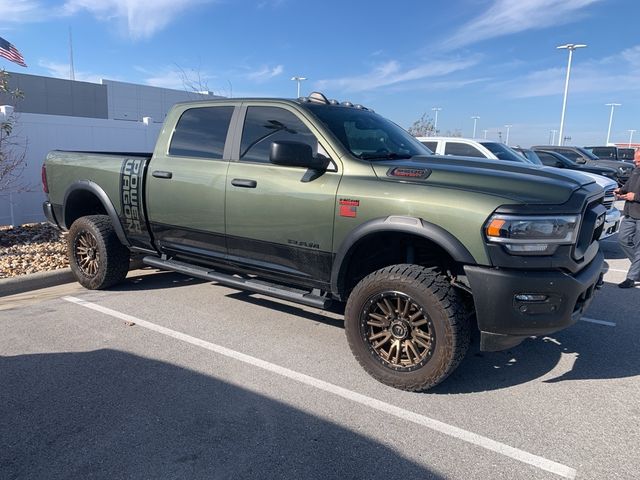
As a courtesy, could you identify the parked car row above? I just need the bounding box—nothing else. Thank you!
[530,145,633,186]
[584,145,636,163]
[415,137,623,240]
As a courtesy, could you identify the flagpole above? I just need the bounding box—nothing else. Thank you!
[69,27,75,81]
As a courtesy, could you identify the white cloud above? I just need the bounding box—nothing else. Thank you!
[494,45,640,98]
[442,0,602,50]
[246,65,284,82]
[0,0,47,23]
[315,57,481,93]
[139,66,218,92]
[63,0,215,40]
[39,59,105,84]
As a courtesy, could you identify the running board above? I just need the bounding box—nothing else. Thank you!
[142,256,331,309]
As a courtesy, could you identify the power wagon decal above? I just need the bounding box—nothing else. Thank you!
[119,157,151,248]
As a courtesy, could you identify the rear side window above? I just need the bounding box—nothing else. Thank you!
[444,142,484,157]
[240,106,318,163]
[169,106,234,159]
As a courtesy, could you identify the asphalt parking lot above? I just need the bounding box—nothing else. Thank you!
[1,235,639,480]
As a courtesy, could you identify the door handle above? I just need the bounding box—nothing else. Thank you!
[231,179,257,188]
[152,170,173,179]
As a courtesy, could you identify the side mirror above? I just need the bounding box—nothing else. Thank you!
[576,157,587,164]
[270,141,328,170]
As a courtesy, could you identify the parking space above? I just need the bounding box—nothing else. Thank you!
[1,245,639,480]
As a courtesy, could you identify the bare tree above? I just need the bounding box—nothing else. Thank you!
[407,113,435,137]
[0,70,27,193]
[175,64,233,98]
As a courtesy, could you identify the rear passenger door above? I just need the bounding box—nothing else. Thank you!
[224,104,341,287]
[146,104,237,259]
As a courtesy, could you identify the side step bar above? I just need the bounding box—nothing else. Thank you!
[142,256,331,309]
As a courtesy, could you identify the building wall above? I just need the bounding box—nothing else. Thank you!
[103,79,217,122]
[0,72,108,119]
[0,113,161,226]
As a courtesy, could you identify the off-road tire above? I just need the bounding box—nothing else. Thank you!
[345,264,470,392]
[68,215,130,290]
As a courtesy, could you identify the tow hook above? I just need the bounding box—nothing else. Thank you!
[595,272,604,290]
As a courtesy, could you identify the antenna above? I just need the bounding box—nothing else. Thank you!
[69,27,75,81]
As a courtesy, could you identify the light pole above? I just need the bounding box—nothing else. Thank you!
[290,76,307,98]
[504,124,512,145]
[471,115,480,138]
[550,129,558,144]
[483,129,488,140]
[432,107,442,135]
[628,129,636,147]
[557,43,587,146]
[605,103,621,145]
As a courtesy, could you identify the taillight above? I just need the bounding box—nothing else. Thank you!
[42,163,49,193]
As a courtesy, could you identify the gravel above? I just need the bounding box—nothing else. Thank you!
[0,223,69,278]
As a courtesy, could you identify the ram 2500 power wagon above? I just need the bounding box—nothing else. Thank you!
[42,92,605,391]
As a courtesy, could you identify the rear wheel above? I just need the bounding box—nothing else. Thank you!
[68,215,130,289]
[345,264,470,391]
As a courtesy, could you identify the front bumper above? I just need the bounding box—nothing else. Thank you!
[599,208,621,240]
[464,249,604,351]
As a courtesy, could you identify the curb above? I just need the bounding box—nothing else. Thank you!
[0,268,75,298]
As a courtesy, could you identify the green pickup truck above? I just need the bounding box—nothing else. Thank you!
[42,92,605,391]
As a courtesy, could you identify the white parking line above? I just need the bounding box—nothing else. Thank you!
[63,295,576,479]
[605,268,629,274]
[580,317,616,327]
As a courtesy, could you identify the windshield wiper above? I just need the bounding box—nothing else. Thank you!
[358,152,413,160]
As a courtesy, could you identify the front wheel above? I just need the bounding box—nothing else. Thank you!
[345,264,470,391]
[68,215,130,290]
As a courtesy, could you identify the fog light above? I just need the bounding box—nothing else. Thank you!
[515,294,549,302]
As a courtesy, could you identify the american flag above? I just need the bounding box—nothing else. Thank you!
[0,36,27,68]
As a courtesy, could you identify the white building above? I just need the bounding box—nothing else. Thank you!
[0,72,221,226]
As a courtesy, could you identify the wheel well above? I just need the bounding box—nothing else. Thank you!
[340,232,460,298]
[64,190,108,228]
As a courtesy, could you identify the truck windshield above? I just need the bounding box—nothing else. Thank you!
[304,104,430,160]
[480,142,528,163]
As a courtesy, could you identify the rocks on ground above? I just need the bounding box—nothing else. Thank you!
[0,223,68,278]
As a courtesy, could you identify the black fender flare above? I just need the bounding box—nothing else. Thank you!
[330,216,476,299]
[63,180,130,247]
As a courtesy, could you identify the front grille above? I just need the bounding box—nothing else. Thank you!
[573,199,606,260]
[603,188,615,210]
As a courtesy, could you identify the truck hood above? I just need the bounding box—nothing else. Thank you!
[371,155,595,205]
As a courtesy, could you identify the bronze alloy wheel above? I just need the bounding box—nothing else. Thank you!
[74,230,100,277]
[360,291,436,372]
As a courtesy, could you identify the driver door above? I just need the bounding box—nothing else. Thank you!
[225,105,341,287]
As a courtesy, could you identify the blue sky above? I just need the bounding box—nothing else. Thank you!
[1,0,639,147]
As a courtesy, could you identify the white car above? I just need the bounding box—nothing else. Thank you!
[416,136,531,163]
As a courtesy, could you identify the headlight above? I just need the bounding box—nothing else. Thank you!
[484,214,581,255]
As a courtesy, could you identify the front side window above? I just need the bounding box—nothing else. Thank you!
[444,142,484,157]
[169,106,234,159]
[240,107,318,163]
